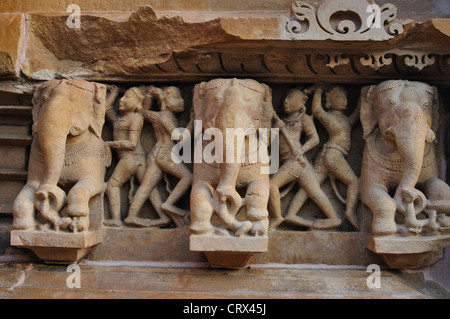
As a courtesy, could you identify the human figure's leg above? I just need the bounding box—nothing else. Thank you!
[323,150,360,229]
[105,158,138,226]
[125,157,163,227]
[268,160,299,229]
[297,163,341,229]
[285,152,329,224]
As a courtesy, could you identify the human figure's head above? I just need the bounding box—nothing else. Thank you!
[325,86,348,111]
[283,88,308,115]
[119,87,144,114]
[162,86,185,113]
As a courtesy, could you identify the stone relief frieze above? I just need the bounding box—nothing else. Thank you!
[5,0,450,269]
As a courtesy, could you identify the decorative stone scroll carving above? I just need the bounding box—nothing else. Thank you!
[360,80,450,267]
[282,0,412,41]
[10,79,112,263]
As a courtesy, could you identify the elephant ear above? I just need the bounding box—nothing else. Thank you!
[260,83,275,130]
[193,81,206,122]
[429,86,440,134]
[90,83,107,139]
[31,83,44,135]
[359,85,377,141]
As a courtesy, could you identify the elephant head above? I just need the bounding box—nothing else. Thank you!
[360,80,439,214]
[31,79,107,223]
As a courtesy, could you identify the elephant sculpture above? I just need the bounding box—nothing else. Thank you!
[360,80,450,236]
[12,79,111,233]
[189,78,275,237]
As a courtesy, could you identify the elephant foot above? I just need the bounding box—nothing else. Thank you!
[269,216,284,230]
[103,218,123,227]
[70,216,89,233]
[190,221,214,235]
[250,219,268,236]
[12,215,36,231]
[311,218,342,230]
[437,214,450,228]
[124,216,154,228]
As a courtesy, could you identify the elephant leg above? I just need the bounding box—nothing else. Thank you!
[363,183,397,236]
[66,177,105,232]
[246,179,269,236]
[423,177,450,229]
[190,181,215,235]
[11,181,40,230]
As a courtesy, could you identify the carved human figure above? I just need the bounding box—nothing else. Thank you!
[268,88,341,230]
[104,86,164,227]
[360,80,450,236]
[12,79,111,232]
[125,86,192,227]
[285,86,360,229]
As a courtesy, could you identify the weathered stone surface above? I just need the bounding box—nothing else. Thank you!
[1,262,446,299]
[10,230,102,263]
[67,228,384,267]
[22,6,239,80]
[0,13,25,79]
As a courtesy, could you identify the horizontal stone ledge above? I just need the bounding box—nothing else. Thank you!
[87,227,384,267]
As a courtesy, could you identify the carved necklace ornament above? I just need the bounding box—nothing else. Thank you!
[366,130,434,172]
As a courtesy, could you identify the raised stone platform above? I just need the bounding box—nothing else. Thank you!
[0,262,448,299]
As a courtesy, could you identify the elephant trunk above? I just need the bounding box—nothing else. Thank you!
[392,104,431,213]
[36,100,71,188]
[34,98,70,224]
[213,83,255,222]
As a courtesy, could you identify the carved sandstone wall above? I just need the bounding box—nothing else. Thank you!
[0,0,449,277]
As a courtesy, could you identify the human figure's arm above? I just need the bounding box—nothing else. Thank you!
[106,116,143,151]
[272,112,297,154]
[299,114,320,155]
[310,86,329,123]
[105,85,119,123]
[348,100,361,127]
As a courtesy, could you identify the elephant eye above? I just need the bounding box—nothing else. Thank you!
[387,98,397,106]
[214,95,222,102]
[423,102,430,108]
[42,96,49,103]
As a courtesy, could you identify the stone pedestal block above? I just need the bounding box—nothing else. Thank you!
[10,229,103,264]
[366,234,450,268]
[190,235,268,269]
